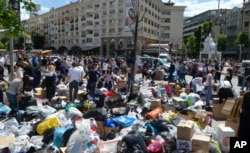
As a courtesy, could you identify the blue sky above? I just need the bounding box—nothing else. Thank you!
[21,0,243,20]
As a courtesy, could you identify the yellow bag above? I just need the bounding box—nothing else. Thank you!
[36,117,60,135]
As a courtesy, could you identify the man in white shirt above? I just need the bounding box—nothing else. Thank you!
[68,62,82,101]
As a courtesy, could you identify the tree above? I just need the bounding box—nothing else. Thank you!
[202,20,213,38]
[128,0,145,97]
[235,31,249,47]
[13,36,24,49]
[217,34,227,51]
[194,26,202,54]
[187,35,197,56]
[0,0,36,38]
[32,33,45,49]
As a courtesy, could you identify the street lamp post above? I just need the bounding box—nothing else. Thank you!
[238,44,244,60]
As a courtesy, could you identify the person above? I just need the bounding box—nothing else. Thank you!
[191,74,204,93]
[141,61,148,79]
[41,64,57,100]
[241,64,250,91]
[104,67,113,90]
[217,79,234,103]
[214,61,221,83]
[84,65,100,97]
[93,81,107,108]
[14,64,23,79]
[238,75,250,137]
[179,62,187,81]
[68,62,82,102]
[168,61,175,82]
[5,72,22,112]
[205,69,216,106]
[223,68,233,87]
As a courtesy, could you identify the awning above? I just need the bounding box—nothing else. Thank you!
[42,50,53,54]
[82,46,99,51]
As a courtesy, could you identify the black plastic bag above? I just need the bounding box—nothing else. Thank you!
[46,98,63,110]
[150,119,170,132]
[83,109,106,121]
[42,128,56,144]
[122,130,149,153]
[158,131,176,152]
[62,127,76,147]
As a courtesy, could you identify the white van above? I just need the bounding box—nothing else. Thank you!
[140,56,170,71]
[159,53,171,62]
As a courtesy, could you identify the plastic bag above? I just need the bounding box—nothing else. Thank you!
[39,105,57,119]
[83,109,106,121]
[66,107,83,120]
[150,119,170,132]
[113,115,136,128]
[0,103,11,115]
[53,126,74,148]
[36,117,60,135]
[104,118,118,128]
[122,130,148,153]
[8,135,31,153]
[145,107,163,120]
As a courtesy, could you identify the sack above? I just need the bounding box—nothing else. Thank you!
[53,126,74,148]
[113,116,136,128]
[82,100,96,112]
[105,93,123,108]
[46,98,63,110]
[145,107,163,120]
[36,117,60,135]
[0,103,11,115]
[104,118,118,128]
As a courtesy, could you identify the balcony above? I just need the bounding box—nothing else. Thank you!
[85,25,93,29]
[85,8,94,13]
[86,16,93,21]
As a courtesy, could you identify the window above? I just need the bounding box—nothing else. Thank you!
[110,10,115,14]
[95,22,99,25]
[87,38,92,43]
[119,9,123,13]
[95,4,99,8]
[94,13,99,19]
[110,20,115,24]
[245,21,249,27]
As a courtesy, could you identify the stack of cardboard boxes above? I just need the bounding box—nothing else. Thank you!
[176,120,211,152]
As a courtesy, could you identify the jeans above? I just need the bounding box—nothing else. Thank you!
[205,86,212,106]
[69,80,79,101]
[87,82,96,98]
[241,76,249,90]
[192,84,197,93]
[6,92,17,110]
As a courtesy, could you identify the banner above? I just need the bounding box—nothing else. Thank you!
[125,0,138,31]
[9,0,20,21]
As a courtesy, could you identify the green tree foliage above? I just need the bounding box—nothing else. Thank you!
[202,20,213,37]
[0,0,36,38]
[235,31,249,47]
[217,34,227,51]
[13,36,24,49]
[194,26,202,54]
[188,35,197,56]
[32,33,45,49]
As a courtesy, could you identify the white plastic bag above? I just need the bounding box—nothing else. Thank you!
[8,135,31,153]
[39,105,57,118]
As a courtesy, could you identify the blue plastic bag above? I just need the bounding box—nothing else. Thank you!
[113,115,136,128]
[53,126,74,147]
[104,118,118,128]
[0,103,11,115]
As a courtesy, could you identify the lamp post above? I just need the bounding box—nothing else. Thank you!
[238,44,244,60]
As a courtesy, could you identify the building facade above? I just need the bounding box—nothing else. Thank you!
[183,9,228,44]
[225,7,242,53]
[22,0,185,56]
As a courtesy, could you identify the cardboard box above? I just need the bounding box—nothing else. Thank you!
[176,139,192,151]
[177,113,193,120]
[161,103,176,112]
[150,98,161,109]
[212,103,227,120]
[221,97,236,116]
[194,111,209,129]
[212,98,220,104]
[96,121,104,128]
[104,126,119,136]
[217,126,235,152]
[0,136,17,149]
[225,118,239,136]
[192,133,210,152]
[177,120,195,140]
[34,87,47,98]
